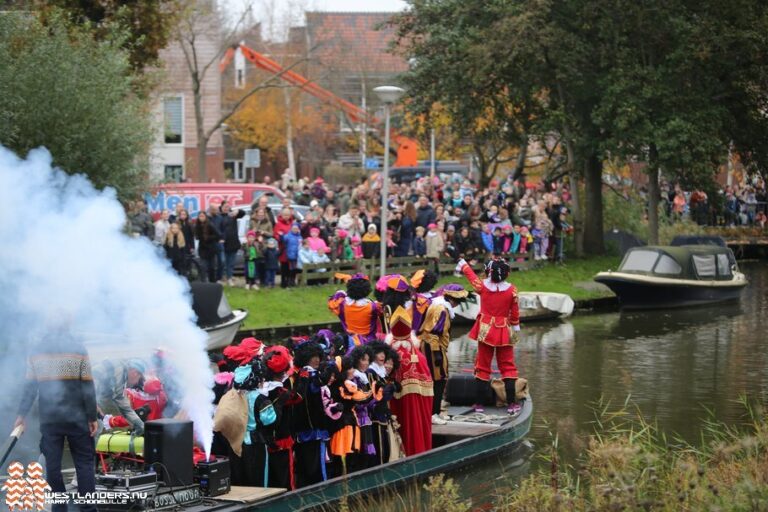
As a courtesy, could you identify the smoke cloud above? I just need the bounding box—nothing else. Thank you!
[0,147,214,460]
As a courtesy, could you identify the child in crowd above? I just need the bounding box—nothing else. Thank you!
[500,225,513,253]
[481,224,494,253]
[519,226,532,255]
[243,230,263,290]
[263,238,279,288]
[510,225,522,254]
[533,209,554,260]
[350,235,363,259]
[425,223,444,272]
[492,226,505,254]
[413,226,427,257]
[281,223,303,286]
[361,224,381,259]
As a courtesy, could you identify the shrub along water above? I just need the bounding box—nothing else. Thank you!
[351,398,767,511]
[497,397,768,512]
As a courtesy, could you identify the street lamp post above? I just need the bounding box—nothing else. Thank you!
[373,86,405,277]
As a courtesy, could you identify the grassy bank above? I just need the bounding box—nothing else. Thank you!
[343,399,768,512]
[225,256,618,330]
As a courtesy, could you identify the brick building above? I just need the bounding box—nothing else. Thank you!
[150,3,225,183]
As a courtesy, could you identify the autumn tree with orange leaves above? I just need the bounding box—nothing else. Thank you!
[227,87,336,178]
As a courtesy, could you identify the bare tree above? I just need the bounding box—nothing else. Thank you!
[173,0,302,181]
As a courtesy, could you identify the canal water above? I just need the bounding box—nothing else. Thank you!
[447,261,768,504]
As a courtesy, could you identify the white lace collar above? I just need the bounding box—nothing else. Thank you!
[483,278,511,292]
[369,362,386,378]
[257,380,282,396]
[353,369,369,385]
[345,296,371,306]
[430,296,455,319]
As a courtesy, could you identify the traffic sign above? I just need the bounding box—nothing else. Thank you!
[244,149,261,168]
[365,158,380,169]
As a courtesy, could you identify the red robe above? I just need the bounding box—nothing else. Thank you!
[386,305,433,456]
[461,265,520,347]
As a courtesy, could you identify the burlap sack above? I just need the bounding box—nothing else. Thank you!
[491,377,529,407]
[213,388,248,456]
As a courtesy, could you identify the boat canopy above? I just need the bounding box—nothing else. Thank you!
[618,245,737,280]
[190,282,236,328]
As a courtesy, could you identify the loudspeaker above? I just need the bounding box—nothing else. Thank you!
[143,419,193,486]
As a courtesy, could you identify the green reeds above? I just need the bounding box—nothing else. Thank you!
[497,396,768,511]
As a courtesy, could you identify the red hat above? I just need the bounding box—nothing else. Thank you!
[265,345,293,371]
[427,223,437,229]
[266,351,291,374]
[223,337,264,365]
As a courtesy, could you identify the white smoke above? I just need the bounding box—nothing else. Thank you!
[0,146,214,455]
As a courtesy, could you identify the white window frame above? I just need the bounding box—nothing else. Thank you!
[163,94,184,146]
[224,160,246,182]
[164,164,184,183]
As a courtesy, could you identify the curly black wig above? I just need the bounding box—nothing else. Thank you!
[320,357,343,386]
[367,341,400,373]
[347,345,372,371]
[346,277,372,300]
[382,287,410,311]
[293,341,325,369]
[486,258,511,283]
[414,270,439,294]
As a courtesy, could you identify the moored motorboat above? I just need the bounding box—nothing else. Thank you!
[454,291,574,324]
[594,245,747,310]
[190,282,248,350]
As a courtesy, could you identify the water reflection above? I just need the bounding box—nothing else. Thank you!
[450,262,767,500]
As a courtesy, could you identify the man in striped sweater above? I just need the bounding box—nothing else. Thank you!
[15,333,98,512]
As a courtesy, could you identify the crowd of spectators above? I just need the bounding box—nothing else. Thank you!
[238,174,572,289]
[127,172,574,288]
[660,177,767,228]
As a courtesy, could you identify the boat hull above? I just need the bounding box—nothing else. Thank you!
[594,273,747,310]
[245,400,533,511]
[454,292,574,324]
[205,310,248,350]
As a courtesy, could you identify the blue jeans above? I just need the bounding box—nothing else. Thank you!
[225,250,238,279]
[264,269,276,287]
[216,242,225,280]
[40,422,97,512]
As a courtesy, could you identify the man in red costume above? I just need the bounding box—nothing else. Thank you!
[456,257,522,415]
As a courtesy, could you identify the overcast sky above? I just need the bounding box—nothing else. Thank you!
[219,0,408,33]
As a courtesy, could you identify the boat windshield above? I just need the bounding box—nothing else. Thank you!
[620,250,660,272]
[692,254,717,278]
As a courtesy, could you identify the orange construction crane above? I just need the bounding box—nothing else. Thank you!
[220,43,418,167]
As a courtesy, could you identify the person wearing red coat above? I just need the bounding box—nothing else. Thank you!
[456,257,522,415]
[273,208,295,288]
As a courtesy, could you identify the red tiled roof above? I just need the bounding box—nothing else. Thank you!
[305,11,408,73]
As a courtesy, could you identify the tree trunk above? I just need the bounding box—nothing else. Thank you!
[193,74,208,182]
[283,88,296,181]
[512,135,528,180]
[582,151,604,255]
[647,143,660,244]
[474,144,491,188]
